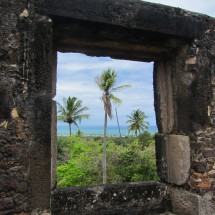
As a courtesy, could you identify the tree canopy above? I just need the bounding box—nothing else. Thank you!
[126,109,149,136]
[57,96,89,136]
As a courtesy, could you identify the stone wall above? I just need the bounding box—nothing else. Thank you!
[188,26,215,198]
[0,0,53,214]
[0,1,33,214]
[0,0,215,214]
[154,18,215,213]
[51,182,169,215]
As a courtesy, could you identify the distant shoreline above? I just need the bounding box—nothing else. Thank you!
[57,133,152,137]
[57,124,158,136]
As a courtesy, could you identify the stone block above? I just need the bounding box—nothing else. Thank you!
[156,134,190,185]
[170,188,215,215]
[0,197,14,210]
[154,60,174,134]
[51,182,168,215]
[192,161,207,173]
[203,150,215,158]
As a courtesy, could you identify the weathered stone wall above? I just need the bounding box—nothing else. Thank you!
[1,0,215,214]
[187,26,215,198]
[51,182,169,215]
[187,23,215,210]
[154,18,215,213]
[0,0,53,214]
[0,1,34,214]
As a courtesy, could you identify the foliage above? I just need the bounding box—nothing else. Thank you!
[95,68,131,118]
[57,136,103,187]
[126,109,149,136]
[57,132,159,187]
[116,141,158,182]
[57,136,72,165]
[137,131,153,149]
[57,97,89,136]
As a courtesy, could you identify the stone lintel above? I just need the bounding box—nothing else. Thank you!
[36,0,209,39]
[35,0,212,62]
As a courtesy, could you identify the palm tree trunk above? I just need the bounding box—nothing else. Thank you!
[115,107,123,146]
[69,123,72,136]
[103,112,107,184]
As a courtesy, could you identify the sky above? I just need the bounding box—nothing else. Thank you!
[55,0,215,127]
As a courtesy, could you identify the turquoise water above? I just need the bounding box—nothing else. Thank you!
[57,123,157,136]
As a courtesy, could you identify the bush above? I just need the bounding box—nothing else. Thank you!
[57,137,103,187]
[57,136,73,164]
[57,133,159,187]
[137,131,153,149]
[115,141,158,182]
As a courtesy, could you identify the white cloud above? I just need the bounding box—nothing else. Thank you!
[58,58,151,78]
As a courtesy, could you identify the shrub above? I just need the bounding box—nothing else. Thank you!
[57,133,159,187]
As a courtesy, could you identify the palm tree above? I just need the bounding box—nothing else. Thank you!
[57,96,89,136]
[95,68,131,184]
[126,109,149,137]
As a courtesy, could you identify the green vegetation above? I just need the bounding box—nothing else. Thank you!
[95,68,131,184]
[57,96,89,136]
[57,132,159,187]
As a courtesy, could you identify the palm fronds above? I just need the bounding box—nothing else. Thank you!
[126,109,149,136]
[57,96,89,135]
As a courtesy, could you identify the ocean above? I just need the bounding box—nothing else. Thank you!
[57,123,158,136]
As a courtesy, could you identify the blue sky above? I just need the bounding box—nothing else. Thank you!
[55,0,215,127]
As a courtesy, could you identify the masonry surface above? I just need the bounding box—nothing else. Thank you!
[0,0,215,214]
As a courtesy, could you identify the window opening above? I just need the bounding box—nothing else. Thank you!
[55,52,158,187]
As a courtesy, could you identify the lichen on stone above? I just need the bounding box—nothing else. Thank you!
[20,9,29,18]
